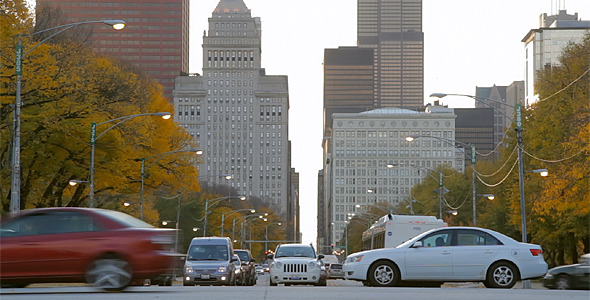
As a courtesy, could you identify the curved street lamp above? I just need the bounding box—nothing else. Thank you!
[405,135,478,224]
[10,19,126,214]
[388,162,446,219]
[265,222,282,253]
[139,148,203,220]
[202,195,246,237]
[220,208,256,237]
[89,112,172,208]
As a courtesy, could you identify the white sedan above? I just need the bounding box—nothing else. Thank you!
[343,226,548,288]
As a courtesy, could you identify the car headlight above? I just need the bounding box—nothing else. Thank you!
[218,265,227,273]
[308,262,316,269]
[348,255,363,263]
[275,262,283,269]
[185,265,194,274]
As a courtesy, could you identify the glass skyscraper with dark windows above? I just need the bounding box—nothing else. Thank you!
[358,0,424,110]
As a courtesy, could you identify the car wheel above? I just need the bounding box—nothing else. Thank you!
[368,260,400,287]
[555,274,572,290]
[484,261,519,289]
[269,279,277,286]
[86,257,132,291]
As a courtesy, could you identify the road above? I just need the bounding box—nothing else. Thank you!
[1,274,588,300]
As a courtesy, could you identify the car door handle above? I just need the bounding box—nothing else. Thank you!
[441,251,451,255]
[484,250,495,254]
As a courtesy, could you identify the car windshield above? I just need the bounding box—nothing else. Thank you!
[235,251,249,262]
[187,244,229,261]
[94,209,154,228]
[275,246,315,258]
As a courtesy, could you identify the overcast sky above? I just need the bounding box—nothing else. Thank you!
[189,0,590,246]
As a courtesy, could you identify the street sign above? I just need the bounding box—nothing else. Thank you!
[515,104,523,130]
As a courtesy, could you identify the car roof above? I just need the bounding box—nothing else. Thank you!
[277,243,312,248]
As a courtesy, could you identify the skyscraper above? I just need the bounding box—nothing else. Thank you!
[323,47,375,136]
[522,10,589,105]
[358,0,424,109]
[36,0,189,100]
[173,0,293,216]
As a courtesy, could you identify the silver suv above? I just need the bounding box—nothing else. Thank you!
[183,237,236,286]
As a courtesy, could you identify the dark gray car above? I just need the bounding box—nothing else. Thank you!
[183,237,236,286]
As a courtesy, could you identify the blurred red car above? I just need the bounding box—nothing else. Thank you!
[0,207,177,290]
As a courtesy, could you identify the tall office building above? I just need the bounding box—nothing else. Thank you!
[36,0,190,99]
[173,0,293,216]
[522,10,589,106]
[358,0,424,109]
[323,47,375,136]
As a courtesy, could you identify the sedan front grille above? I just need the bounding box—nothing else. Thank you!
[283,263,307,273]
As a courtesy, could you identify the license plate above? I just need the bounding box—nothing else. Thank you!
[201,274,210,279]
[289,276,301,280]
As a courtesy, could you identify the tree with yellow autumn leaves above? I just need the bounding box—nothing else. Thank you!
[1,1,199,223]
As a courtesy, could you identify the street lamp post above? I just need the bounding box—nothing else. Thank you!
[9,20,126,214]
[139,149,202,220]
[202,195,246,237]
[265,222,282,254]
[89,112,171,208]
[221,208,255,237]
[388,163,446,219]
[232,213,268,243]
[240,215,268,249]
[406,135,476,224]
[161,191,182,253]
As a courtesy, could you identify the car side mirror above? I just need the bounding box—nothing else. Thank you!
[267,254,274,259]
[317,254,324,260]
[250,258,256,262]
[412,241,423,248]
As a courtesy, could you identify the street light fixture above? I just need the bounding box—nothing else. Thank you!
[405,135,477,224]
[265,222,282,253]
[388,163,446,219]
[68,179,89,186]
[139,148,202,220]
[10,19,126,214]
[89,112,172,208]
[220,208,256,237]
[203,195,246,237]
[232,213,268,242]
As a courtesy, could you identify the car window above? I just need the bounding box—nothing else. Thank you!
[0,212,100,237]
[187,244,229,261]
[420,230,452,247]
[456,229,503,246]
[94,209,153,228]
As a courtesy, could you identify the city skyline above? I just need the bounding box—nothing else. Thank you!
[190,0,590,246]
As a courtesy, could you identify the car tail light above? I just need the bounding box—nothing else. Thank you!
[529,249,543,256]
